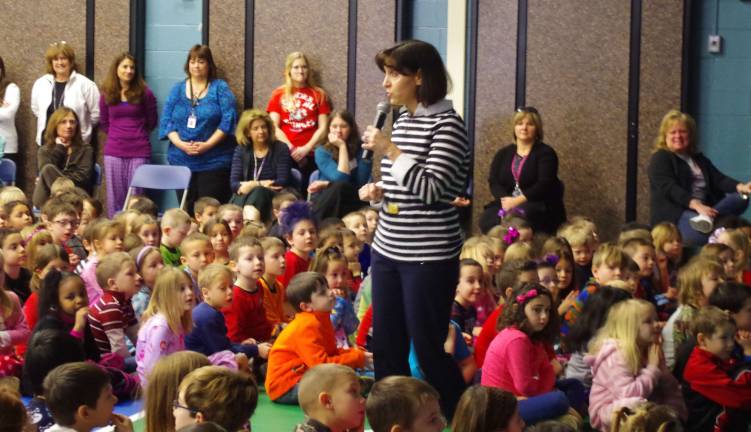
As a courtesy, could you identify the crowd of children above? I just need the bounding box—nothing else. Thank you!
[0,160,750,431]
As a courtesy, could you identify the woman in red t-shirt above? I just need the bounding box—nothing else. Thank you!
[267,52,331,188]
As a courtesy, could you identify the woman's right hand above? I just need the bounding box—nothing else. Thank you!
[689,199,718,218]
[260,180,282,191]
[307,180,330,194]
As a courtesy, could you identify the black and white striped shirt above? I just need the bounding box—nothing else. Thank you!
[373,99,469,262]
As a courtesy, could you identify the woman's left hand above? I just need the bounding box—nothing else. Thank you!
[291,144,313,162]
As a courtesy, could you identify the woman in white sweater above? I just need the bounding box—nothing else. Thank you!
[31,42,99,146]
[0,56,20,161]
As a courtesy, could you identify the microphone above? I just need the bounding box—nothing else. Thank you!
[362,102,391,160]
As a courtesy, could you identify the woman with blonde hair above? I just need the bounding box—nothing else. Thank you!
[99,52,158,217]
[30,41,99,146]
[480,107,566,234]
[32,107,94,208]
[266,51,331,188]
[228,108,290,223]
[648,109,751,246]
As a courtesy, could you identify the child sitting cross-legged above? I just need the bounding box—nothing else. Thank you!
[44,362,133,432]
[185,263,271,364]
[293,364,366,432]
[682,306,751,431]
[266,272,370,404]
[311,245,359,349]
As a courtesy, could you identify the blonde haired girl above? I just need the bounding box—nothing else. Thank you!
[588,300,686,430]
[661,256,723,370]
[135,267,195,384]
[460,236,499,327]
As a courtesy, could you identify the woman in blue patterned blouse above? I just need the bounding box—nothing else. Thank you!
[159,45,237,214]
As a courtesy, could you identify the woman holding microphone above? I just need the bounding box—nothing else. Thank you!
[361,39,470,417]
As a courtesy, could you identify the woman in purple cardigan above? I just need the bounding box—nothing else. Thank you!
[99,53,158,217]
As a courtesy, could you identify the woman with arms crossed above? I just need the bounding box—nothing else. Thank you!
[361,40,469,417]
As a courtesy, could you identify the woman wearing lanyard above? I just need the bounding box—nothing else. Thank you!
[159,44,237,213]
[228,108,291,223]
[361,40,470,417]
[479,107,566,235]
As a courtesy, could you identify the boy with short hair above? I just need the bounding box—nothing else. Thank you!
[558,219,598,290]
[224,236,272,343]
[41,200,79,248]
[294,364,366,432]
[185,263,270,359]
[194,197,220,231]
[268,191,298,240]
[160,208,191,266]
[621,237,660,301]
[88,252,140,359]
[683,306,751,431]
[44,362,132,432]
[366,376,444,432]
[265,272,368,404]
[563,242,628,329]
[180,232,214,302]
[259,236,293,330]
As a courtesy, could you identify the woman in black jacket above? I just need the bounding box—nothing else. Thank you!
[480,107,566,234]
[648,110,751,246]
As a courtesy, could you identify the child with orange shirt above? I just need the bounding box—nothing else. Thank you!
[259,236,293,333]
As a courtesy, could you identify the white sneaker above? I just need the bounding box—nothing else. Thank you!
[689,214,714,234]
[243,205,261,223]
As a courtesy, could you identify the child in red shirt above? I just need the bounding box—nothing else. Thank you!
[278,201,318,286]
[224,237,272,343]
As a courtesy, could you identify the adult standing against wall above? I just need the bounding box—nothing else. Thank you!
[360,40,469,417]
[159,45,237,213]
[309,110,371,220]
[479,108,566,234]
[267,52,330,190]
[31,42,100,146]
[229,108,290,223]
[648,110,751,246]
[0,56,20,165]
[99,53,158,217]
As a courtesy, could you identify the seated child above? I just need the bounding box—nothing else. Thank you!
[259,236,294,331]
[662,257,723,370]
[651,222,683,297]
[0,250,29,378]
[587,299,686,431]
[202,219,231,266]
[130,214,159,248]
[126,195,158,218]
[160,208,191,267]
[621,238,657,300]
[342,211,371,277]
[0,385,28,432]
[173,366,258,432]
[459,236,498,329]
[366,376,444,432]
[4,200,33,230]
[194,197,220,233]
[267,191,298,240]
[79,220,125,305]
[610,402,683,432]
[682,306,751,431]
[185,264,270,360]
[562,242,629,333]
[40,200,82,267]
[279,201,318,286]
[701,243,737,283]
[293,364,366,432]
[223,237,272,343]
[452,385,525,432]
[44,362,133,432]
[87,252,140,361]
[180,232,214,303]
[558,219,598,290]
[451,258,483,343]
[217,204,243,240]
[340,228,363,295]
[716,228,751,284]
[129,245,164,319]
[0,228,31,304]
[311,246,358,349]
[265,272,368,404]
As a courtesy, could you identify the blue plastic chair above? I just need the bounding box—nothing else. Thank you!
[123,164,192,211]
[0,158,16,186]
[290,168,303,190]
[309,169,321,183]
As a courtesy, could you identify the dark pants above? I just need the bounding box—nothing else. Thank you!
[182,167,231,216]
[677,192,749,246]
[371,250,466,418]
[310,181,366,221]
[33,164,65,209]
[230,186,276,223]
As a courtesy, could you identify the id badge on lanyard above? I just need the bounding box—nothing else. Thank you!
[187,111,197,129]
